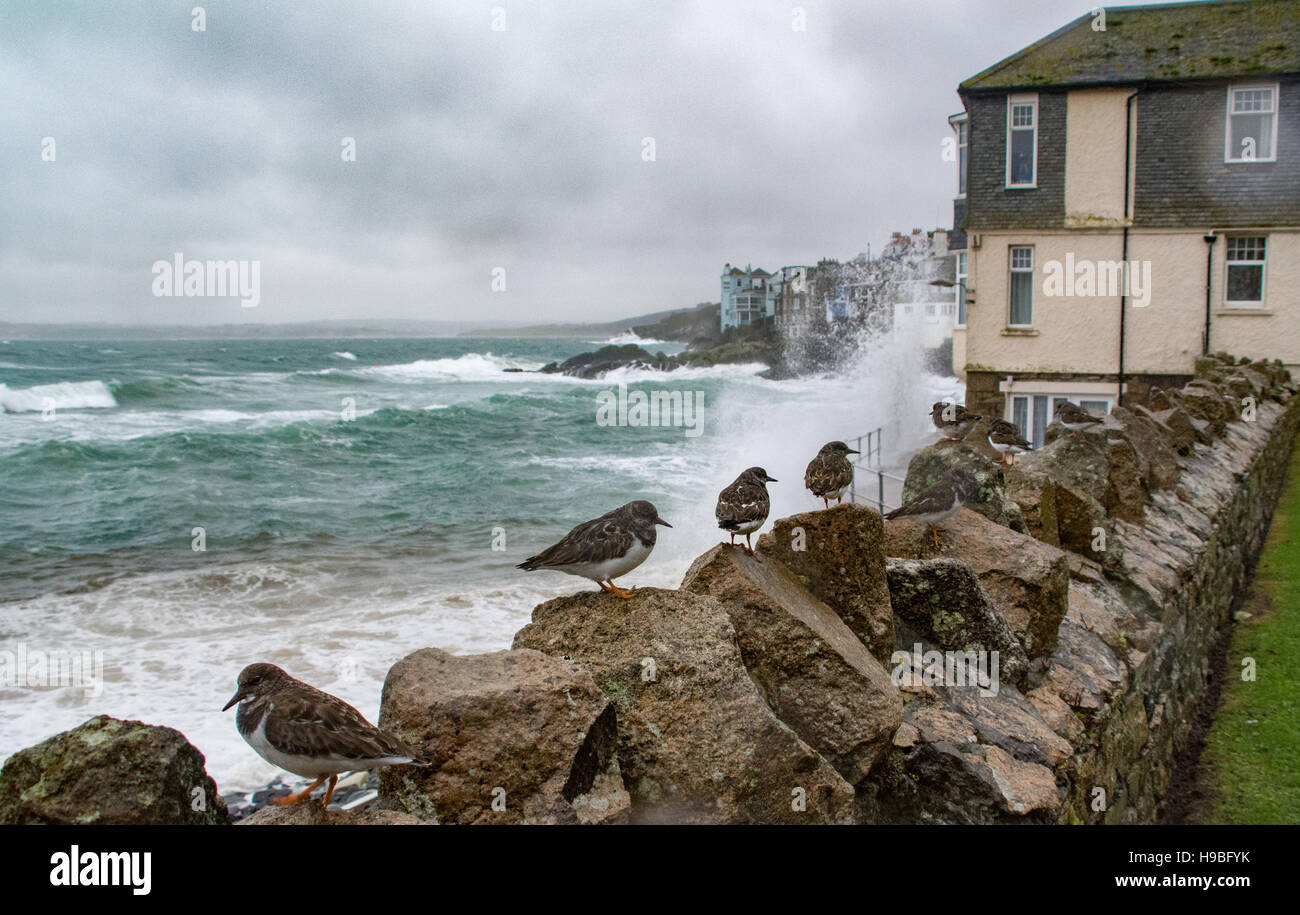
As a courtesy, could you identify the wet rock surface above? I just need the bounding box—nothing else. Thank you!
[0,715,228,825]
[514,587,856,823]
[378,647,628,824]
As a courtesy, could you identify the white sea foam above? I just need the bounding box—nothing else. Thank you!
[598,331,669,346]
[0,558,548,794]
[359,352,546,382]
[0,380,118,413]
[332,351,358,361]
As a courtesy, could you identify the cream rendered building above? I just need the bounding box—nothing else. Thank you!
[950,0,1300,447]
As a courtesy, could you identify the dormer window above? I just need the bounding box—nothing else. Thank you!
[1006,94,1038,187]
[1226,84,1278,163]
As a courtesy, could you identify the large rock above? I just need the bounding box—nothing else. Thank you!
[883,507,1069,658]
[755,503,894,660]
[513,588,855,824]
[878,740,1061,823]
[681,544,902,784]
[1105,406,1181,491]
[378,647,628,824]
[898,441,1026,532]
[1178,382,1229,436]
[1003,471,1068,550]
[0,715,228,825]
[885,557,1029,685]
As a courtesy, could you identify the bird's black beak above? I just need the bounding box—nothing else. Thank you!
[222,690,243,712]
[846,449,860,455]
[765,475,779,482]
[655,517,672,527]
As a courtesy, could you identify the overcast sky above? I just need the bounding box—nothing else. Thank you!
[0,0,1135,325]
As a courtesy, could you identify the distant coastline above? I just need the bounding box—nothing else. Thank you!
[0,304,717,343]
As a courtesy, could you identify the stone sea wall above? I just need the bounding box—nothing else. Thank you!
[1,353,1294,825]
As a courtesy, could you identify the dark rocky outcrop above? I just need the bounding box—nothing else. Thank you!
[0,715,228,825]
[539,344,673,378]
[513,588,855,824]
[377,647,628,824]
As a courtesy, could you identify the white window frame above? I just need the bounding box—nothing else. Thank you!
[1009,394,1113,449]
[1225,83,1279,164]
[955,251,968,327]
[1008,245,1034,327]
[1224,235,1268,308]
[950,113,969,198]
[1005,94,1038,188]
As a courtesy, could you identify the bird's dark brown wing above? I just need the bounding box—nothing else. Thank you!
[264,685,420,762]
[523,514,634,568]
[804,453,853,496]
[716,477,770,524]
[885,480,955,520]
[990,428,1032,449]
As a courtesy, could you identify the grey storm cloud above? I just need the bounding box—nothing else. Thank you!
[0,0,1109,325]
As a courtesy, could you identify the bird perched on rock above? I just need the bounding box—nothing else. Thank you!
[716,466,777,555]
[804,441,859,509]
[1054,401,1104,438]
[988,419,1032,465]
[931,402,981,441]
[517,500,671,598]
[223,662,427,809]
[884,467,980,547]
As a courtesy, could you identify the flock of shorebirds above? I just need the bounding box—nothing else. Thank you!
[224,398,1105,810]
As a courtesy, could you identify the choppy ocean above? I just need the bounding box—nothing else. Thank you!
[0,332,954,794]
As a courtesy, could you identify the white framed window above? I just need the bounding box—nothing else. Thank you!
[1011,395,1112,449]
[1226,84,1279,163]
[1009,246,1033,325]
[956,251,968,325]
[1225,236,1267,307]
[1006,94,1038,187]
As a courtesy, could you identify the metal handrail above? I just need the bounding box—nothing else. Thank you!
[842,427,904,514]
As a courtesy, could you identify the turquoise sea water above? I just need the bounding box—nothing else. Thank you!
[0,333,951,793]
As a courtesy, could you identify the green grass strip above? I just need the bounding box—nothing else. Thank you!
[1197,439,1300,824]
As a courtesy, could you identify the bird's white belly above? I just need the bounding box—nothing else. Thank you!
[555,538,653,582]
[824,483,849,501]
[908,494,963,524]
[731,518,764,534]
[990,441,1024,453]
[246,707,408,778]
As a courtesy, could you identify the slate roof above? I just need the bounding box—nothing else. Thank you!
[961,0,1299,92]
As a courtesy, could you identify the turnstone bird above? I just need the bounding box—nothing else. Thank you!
[884,467,979,547]
[1054,401,1104,438]
[804,441,858,509]
[931,402,981,441]
[988,419,1032,466]
[517,499,671,598]
[222,662,427,809]
[715,466,777,555]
